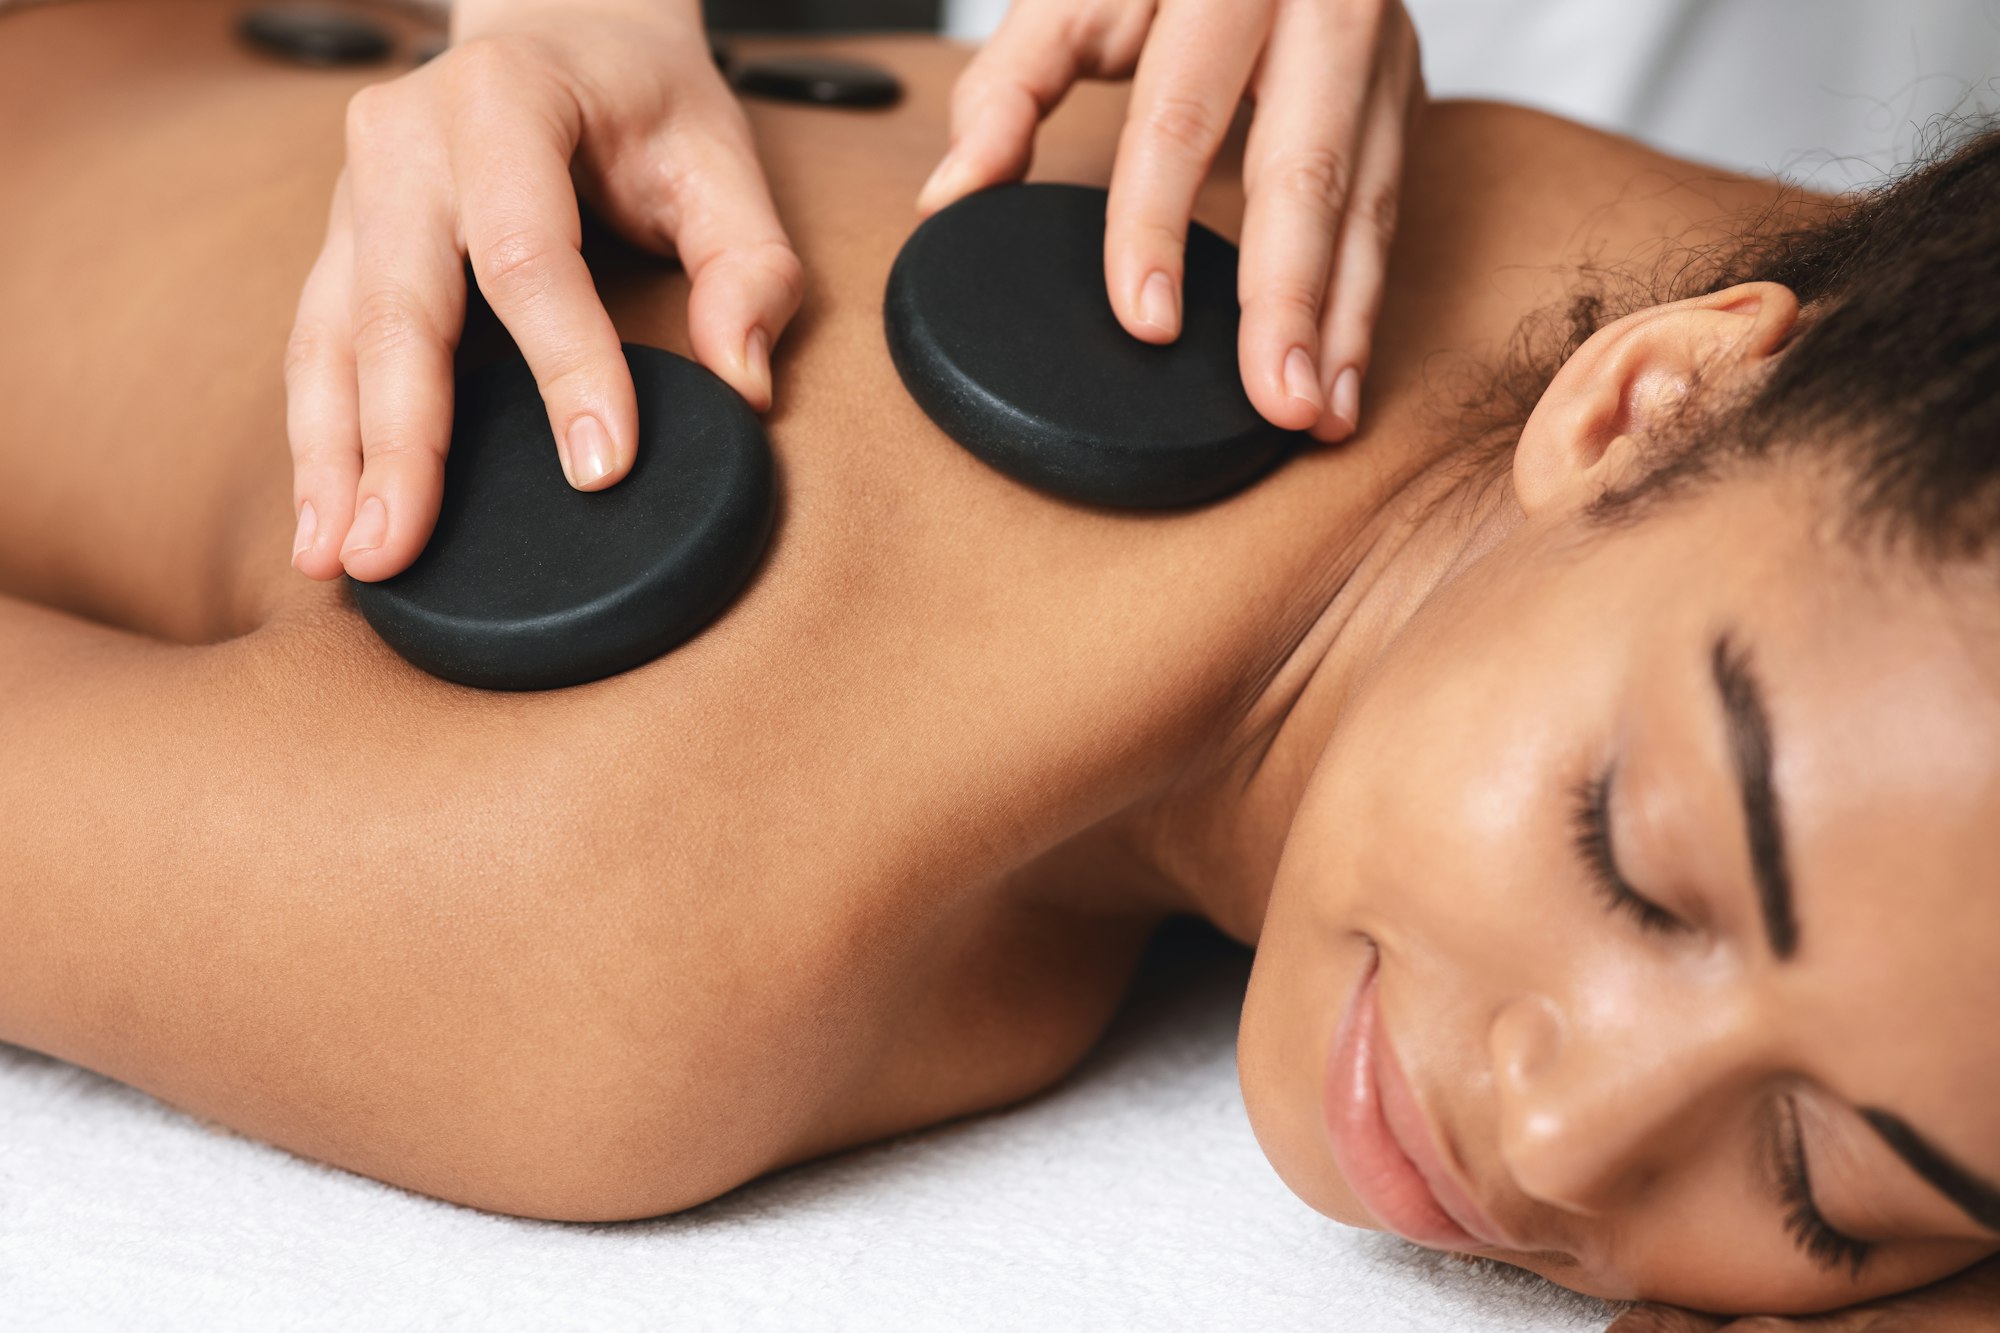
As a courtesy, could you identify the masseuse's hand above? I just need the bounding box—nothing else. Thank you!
[918,0,1422,444]
[287,0,802,582]
[1605,1252,2000,1331]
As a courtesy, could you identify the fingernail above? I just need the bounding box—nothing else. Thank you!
[567,415,615,488]
[1330,365,1361,433]
[1283,347,1322,412]
[917,149,969,211]
[743,327,771,405]
[342,495,387,558]
[1139,270,1179,336]
[290,500,318,566]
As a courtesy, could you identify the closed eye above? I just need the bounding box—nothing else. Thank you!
[1776,1095,1875,1277]
[1569,766,1688,936]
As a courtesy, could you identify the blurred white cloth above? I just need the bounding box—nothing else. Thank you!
[942,0,2000,189]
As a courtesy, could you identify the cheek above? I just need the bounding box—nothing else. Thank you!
[1328,622,1611,953]
[1237,554,1629,1221]
[1236,845,1378,1229]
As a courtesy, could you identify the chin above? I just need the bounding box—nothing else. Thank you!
[1235,936,1380,1234]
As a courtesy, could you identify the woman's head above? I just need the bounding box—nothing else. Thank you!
[1235,126,2000,1312]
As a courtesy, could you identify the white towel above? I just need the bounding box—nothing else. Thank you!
[0,920,1616,1331]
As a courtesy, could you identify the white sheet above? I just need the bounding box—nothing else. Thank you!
[0,921,1616,1330]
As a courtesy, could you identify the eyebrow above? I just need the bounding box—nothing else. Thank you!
[1708,634,2000,1237]
[1864,1108,2000,1235]
[1709,633,1798,959]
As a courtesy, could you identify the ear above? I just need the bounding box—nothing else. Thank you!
[1512,281,1801,518]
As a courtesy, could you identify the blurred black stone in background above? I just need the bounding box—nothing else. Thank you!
[238,4,394,65]
[733,55,902,107]
[702,0,940,32]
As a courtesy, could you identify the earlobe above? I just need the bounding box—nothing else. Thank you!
[1511,281,1801,519]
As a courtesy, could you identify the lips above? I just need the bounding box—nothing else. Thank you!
[1322,955,1512,1252]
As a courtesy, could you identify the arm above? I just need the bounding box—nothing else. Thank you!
[0,592,736,1219]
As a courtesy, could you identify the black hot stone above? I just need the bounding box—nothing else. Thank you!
[348,345,775,692]
[884,183,1302,509]
[732,56,902,108]
[237,4,393,66]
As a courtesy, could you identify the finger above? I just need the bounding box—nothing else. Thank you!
[1103,0,1273,345]
[917,0,1088,215]
[1605,1305,1728,1333]
[340,82,467,583]
[1307,12,1421,443]
[622,95,803,411]
[1235,0,1388,433]
[448,47,638,497]
[284,173,363,582]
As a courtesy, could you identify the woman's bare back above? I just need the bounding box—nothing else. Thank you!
[0,0,1795,1218]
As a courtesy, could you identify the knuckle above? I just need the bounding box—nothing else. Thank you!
[949,70,1026,140]
[689,238,805,314]
[1244,280,1325,328]
[1101,206,1187,280]
[350,286,433,361]
[441,34,541,97]
[747,240,805,307]
[288,433,342,469]
[1269,145,1353,214]
[1069,0,1141,69]
[630,148,697,216]
[531,356,599,405]
[474,226,565,303]
[949,65,996,122]
[1362,185,1401,245]
[357,431,431,465]
[1052,5,1094,57]
[1138,91,1225,161]
[282,321,337,385]
[1128,214,1189,260]
[342,82,399,151]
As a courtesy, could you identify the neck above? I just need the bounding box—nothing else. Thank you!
[1118,443,1526,945]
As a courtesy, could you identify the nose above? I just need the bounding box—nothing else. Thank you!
[1488,988,1759,1215]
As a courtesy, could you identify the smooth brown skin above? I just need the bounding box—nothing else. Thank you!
[1,1,1994,1323]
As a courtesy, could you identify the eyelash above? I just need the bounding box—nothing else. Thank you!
[1568,769,1686,935]
[1779,1097,1876,1278]
[1569,771,1875,1279]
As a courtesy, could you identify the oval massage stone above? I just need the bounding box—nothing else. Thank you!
[732,56,903,108]
[237,4,393,66]
[348,345,775,692]
[884,182,1303,509]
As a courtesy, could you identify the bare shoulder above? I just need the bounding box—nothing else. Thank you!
[1416,99,1820,227]
[1368,99,1829,371]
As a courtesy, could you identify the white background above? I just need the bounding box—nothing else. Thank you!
[942,0,2000,189]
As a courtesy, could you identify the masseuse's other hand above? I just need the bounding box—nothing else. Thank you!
[918,0,1422,444]
[287,0,802,582]
[1606,1252,2000,1331]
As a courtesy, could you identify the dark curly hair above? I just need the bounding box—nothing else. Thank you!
[1457,120,2000,565]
